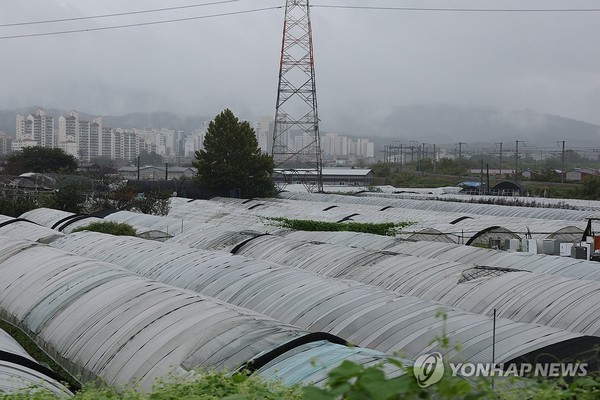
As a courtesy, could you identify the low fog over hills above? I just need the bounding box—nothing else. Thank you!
[1,104,599,148]
[357,104,600,146]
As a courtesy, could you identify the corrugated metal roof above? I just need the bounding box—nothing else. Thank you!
[275,168,373,177]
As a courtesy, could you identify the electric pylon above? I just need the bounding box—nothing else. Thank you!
[272,0,323,192]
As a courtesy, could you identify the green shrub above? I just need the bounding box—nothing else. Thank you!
[268,218,413,236]
[0,197,40,217]
[72,221,137,237]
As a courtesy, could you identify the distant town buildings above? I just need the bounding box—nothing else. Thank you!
[0,132,13,155]
[8,110,375,166]
[296,132,375,161]
[14,110,55,151]
[255,116,274,153]
[14,110,149,161]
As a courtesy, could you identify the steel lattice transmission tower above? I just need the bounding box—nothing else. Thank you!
[272,0,323,192]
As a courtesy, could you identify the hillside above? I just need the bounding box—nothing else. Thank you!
[370,104,600,146]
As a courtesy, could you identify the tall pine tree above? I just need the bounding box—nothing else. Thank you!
[193,109,275,198]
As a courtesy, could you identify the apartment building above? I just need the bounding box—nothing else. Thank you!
[15,110,55,149]
[0,132,13,155]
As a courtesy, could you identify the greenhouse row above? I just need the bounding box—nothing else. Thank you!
[49,231,587,365]
[15,203,600,341]
[362,189,600,213]
[280,191,600,222]
[0,234,405,392]
[227,234,600,338]
[276,230,600,282]
[165,196,593,245]
[0,327,71,396]
[3,190,600,394]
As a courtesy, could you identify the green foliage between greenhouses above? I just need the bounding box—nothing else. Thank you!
[268,217,413,236]
[71,221,137,237]
[3,363,600,400]
[0,370,303,400]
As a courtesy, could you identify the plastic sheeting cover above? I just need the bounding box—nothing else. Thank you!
[0,328,72,396]
[52,232,589,366]
[0,237,309,390]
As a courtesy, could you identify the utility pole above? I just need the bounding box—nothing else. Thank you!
[515,140,525,182]
[495,142,503,177]
[433,144,437,174]
[409,140,418,165]
[558,140,566,183]
[421,142,427,174]
[381,145,389,163]
[515,140,519,182]
[137,155,140,180]
[457,142,467,178]
[480,159,484,194]
[458,142,468,162]
[486,163,490,195]
[400,143,404,167]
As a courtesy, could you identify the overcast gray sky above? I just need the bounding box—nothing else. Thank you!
[1,0,599,132]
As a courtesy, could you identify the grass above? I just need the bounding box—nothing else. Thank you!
[3,361,600,399]
[0,370,303,400]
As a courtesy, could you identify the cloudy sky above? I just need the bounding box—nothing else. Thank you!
[1,0,599,132]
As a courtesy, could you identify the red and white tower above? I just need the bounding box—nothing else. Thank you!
[272,0,323,192]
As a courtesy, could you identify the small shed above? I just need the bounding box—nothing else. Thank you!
[491,181,526,196]
[274,168,374,186]
[566,168,600,182]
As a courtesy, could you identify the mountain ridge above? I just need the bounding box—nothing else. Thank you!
[365,104,600,145]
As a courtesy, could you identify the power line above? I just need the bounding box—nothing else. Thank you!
[311,4,600,12]
[0,7,282,40]
[1,2,595,41]
[0,0,256,28]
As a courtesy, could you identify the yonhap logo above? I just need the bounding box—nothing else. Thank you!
[412,353,587,387]
[413,352,445,387]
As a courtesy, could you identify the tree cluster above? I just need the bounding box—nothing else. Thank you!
[3,146,78,175]
[193,109,275,198]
